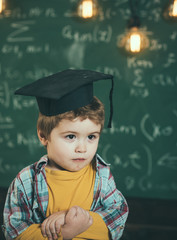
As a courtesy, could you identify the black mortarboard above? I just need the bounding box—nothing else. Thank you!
[15,69,114,127]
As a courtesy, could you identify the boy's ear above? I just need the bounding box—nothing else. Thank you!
[37,130,48,146]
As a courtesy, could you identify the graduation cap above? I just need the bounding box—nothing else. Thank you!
[15,69,114,127]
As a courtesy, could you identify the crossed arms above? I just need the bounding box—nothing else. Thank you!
[15,206,109,240]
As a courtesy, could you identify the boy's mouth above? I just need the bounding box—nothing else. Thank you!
[72,158,86,161]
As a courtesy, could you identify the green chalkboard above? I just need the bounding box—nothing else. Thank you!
[0,0,177,200]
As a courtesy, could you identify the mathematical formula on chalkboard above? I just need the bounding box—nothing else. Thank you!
[0,0,177,200]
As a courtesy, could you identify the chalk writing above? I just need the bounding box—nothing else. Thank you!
[0,7,57,19]
[1,43,51,58]
[152,74,177,87]
[17,133,40,146]
[1,44,23,58]
[149,39,168,51]
[142,144,153,176]
[0,82,10,108]
[29,8,57,18]
[0,114,14,129]
[99,7,117,21]
[127,57,153,69]
[139,175,152,191]
[1,67,51,81]
[7,21,35,42]
[170,31,177,41]
[0,158,24,174]
[125,176,135,190]
[0,132,15,148]
[148,7,162,22]
[130,69,149,98]
[140,114,173,142]
[96,66,122,79]
[103,121,136,136]
[13,96,36,110]
[130,87,149,98]
[26,44,50,54]
[157,153,177,169]
[62,24,112,43]
[163,53,176,68]
[102,144,145,171]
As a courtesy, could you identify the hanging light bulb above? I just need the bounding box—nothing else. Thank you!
[172,0,177,16]
[129,29,141,52]
[0,0,5,13]
[118,0,149,54]
[118,17,149,54]
[77,0,98,19]
[164,0,177,20]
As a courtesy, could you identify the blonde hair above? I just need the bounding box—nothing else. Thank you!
[37,96,105,140]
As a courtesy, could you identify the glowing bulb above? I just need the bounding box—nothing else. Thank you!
[118,27,149,54]
[82,1,93,18]
[0,0,5,13]
[163,0,177,19]
[172,0,177,16]
[130,33,141,52]
[78,0,97,19]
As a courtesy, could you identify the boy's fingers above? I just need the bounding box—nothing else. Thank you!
[41,219,47,237]
[55,220,62,233]
[45,223,52,239]
[49,220,57,237]
[41,218,54,239]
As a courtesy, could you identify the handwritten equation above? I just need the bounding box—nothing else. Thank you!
[101,142,177,193]
[103,113,175,142]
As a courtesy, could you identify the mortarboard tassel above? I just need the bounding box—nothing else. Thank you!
[107,78,114,128]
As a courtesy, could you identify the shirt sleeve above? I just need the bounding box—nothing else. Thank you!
[73,211,110,240]
[14,224,63,240]
[94,169,129,240]
[3,177,35,239]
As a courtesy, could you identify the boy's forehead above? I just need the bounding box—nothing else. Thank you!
[56,117,101,132]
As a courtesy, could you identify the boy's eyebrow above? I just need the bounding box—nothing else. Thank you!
[60,131,101,135]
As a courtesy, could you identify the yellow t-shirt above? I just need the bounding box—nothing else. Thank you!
[46,163,95,214]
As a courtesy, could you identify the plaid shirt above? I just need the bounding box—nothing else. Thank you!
[3,154,128,240]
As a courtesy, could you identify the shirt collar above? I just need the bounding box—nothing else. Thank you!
[35,155,48,172]
[95,153,110,167]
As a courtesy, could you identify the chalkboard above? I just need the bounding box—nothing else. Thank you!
[0,0,177,200]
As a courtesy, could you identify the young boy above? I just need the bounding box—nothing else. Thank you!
[3,69,128,240]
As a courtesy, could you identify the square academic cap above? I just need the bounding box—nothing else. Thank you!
[15,69,114,127]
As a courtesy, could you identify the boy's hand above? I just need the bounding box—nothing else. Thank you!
[41,211,66,240]
[61,206,93,240]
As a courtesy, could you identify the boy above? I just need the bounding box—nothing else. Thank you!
[3,69,128,240]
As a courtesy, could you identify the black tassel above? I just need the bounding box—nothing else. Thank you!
[107,78,114,128]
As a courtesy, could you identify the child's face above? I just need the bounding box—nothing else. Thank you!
[40,117,101,171]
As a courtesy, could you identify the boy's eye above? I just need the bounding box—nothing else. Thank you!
[88,135,96,140]
[66,134,76,140]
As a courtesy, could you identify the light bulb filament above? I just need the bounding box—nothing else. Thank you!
[172,0,177,16]
[130,33,141,53]
[0,0,4,13]
[82,0,93,18]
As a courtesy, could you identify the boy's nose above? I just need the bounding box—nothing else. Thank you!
[75,141,87,153]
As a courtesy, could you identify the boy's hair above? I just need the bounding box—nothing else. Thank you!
[37,96,105,140]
